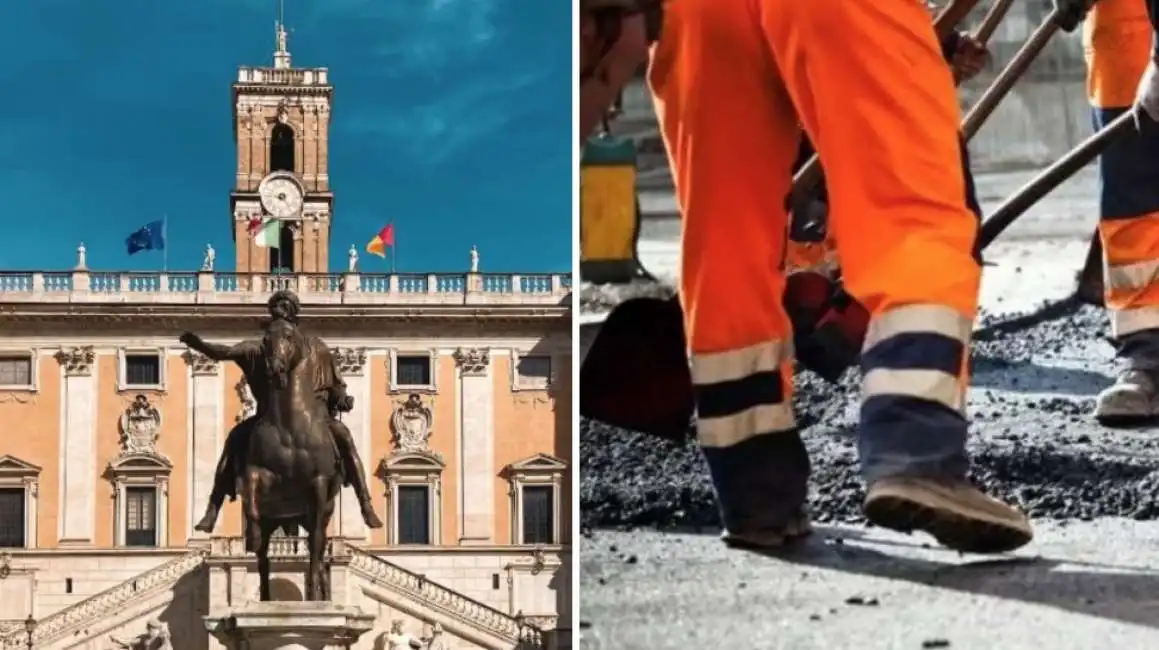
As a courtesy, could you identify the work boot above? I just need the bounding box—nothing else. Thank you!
[863,477,1033,554]
[1094,369,1159,426]
[706,430,813,551]
[721,505,812,550]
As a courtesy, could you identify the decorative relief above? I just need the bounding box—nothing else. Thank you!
[0,552,10,579]
[515,546,548,575]
[384,620,418,650]
[119,395,163,457]
[453,347,489,375]
[236,379,257,422]
[334,347,367,376]
[182,350,219,375]
[423,622,448,650]
[391,394,433,453]
[109,618,172,650]
[55,346,95,376]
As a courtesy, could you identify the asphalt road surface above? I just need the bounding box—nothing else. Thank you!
[578,165,1159,649]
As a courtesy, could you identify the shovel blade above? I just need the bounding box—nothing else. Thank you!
[579,296,694,442]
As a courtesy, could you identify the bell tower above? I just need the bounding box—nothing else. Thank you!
[230,13,334,274]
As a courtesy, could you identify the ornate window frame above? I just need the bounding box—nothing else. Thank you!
[117,347,168,392]
[0,455,40,549]
[510,351,553,392]
[0,349,38,392]
[377,451,445,546]
[107,453,172,547]
[388,349,438,393]
[504,454,567,546]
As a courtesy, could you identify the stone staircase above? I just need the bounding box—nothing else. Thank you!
[0,549,209,649]
[0,541,546,650]
[345,544,544,648]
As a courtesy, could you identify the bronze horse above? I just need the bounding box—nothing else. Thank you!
[242,318,343,601]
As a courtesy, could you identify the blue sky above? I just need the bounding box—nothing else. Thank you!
[0,0,572,274]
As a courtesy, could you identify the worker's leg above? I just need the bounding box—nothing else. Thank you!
[1092,109,1159,423]
[760,0,1031,553]
[648,0,807,548]
[1083,2,1159,423]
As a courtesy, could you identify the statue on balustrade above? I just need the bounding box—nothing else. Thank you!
[179,290,381,601]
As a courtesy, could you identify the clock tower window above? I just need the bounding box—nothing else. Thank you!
[270,123,295,173]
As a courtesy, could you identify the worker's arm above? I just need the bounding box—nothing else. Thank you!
[1150,0,1159,59]
[1053,0,1094,32]
[942,31,990,82]
[1137,0,1159,121]
[579,1,650,141]
[939,31,963,62]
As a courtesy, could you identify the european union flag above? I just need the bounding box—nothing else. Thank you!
[126,220,165,255]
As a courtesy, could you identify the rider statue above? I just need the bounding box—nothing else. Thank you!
[182,290,383,532]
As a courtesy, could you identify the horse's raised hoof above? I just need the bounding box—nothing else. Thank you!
[194,511,218,533]
[362,506,384,529]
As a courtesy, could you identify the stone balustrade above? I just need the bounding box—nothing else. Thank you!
[0,270,572,306]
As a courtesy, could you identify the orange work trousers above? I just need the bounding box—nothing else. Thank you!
[649,0,979,530]
[1084,0,1159,344]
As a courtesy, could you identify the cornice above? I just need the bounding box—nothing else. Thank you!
[0,303,570,333]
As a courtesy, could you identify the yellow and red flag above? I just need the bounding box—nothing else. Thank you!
[366,223,395,258]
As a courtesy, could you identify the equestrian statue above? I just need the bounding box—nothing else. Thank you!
[180,290,382,601]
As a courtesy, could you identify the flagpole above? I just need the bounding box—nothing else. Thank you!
[162,214,169,272]
[391,244,396,274]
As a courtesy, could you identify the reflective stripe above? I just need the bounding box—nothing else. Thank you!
[1105,257,1159,291]
[690,340,793,386]
[862,367,965,412]
[863,305,972,351]
[697,402,797,448]
[1112,306,1159,337]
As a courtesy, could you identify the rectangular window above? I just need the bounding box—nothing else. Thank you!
[395,355,432,387]
[397,485,431,545]
[125,487,157,547]
[517,356,552,388]
[0,355,32,387]
[0,488,25,548]
[521,485,554,545]
[124,353,161,387]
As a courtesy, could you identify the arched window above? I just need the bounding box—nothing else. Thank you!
[270,123,295,173]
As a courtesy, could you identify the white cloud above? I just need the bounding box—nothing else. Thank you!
[340,70,544,164]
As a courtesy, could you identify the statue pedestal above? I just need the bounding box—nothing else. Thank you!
[205,602,375,650]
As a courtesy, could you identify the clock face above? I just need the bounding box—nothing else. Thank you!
[259,175,303,218]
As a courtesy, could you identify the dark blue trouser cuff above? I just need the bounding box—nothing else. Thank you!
[700,430,811,533]
[857,396,970,484]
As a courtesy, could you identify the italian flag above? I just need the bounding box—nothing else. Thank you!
[248,217,281,248]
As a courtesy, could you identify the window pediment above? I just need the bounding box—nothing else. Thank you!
[379,450,445,475]
[0,455,41,479]
[505,453,567,478]
[108,452,173,478]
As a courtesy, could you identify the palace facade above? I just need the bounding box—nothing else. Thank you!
[0,24,571,650]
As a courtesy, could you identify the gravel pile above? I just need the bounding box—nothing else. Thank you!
[580,283,1159,534]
